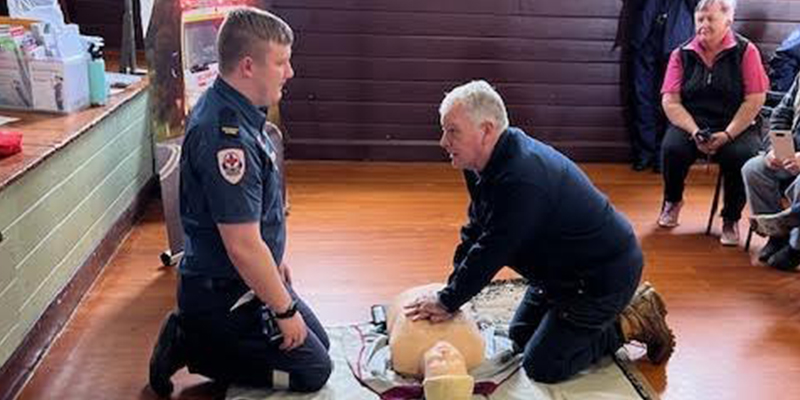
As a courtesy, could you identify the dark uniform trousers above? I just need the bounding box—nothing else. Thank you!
[508,257,642,384]
[177,274,332,392]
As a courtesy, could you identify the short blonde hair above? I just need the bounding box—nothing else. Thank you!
[217,7,294,75]
[439,80,509,133]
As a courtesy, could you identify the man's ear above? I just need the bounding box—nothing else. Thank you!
[239,56,255,78]
[480,120,496,142]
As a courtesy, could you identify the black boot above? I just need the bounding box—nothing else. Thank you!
[758,236,788,263]
[767,245,800,272]
[651,156,661,173]
[149,311,187,397]
[632,156,654,172]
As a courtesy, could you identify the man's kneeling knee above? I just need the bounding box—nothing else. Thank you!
[287,359,333,392]
[522,354,571,384]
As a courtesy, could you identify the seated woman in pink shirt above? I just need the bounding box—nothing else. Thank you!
[657,0,768,246]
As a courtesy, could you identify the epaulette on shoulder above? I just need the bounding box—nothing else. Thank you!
[218,107,240,137]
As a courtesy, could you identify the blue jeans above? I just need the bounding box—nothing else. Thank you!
[508,272,640,383]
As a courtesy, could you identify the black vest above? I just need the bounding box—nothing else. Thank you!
[680,34,749,132]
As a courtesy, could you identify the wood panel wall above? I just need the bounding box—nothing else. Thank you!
[67,0,800,161]
[61,0,145,49]
[271,0,800,161]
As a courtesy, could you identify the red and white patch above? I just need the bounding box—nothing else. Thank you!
[217,148,245,184]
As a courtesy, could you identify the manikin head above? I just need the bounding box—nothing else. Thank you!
[421,341,475,400]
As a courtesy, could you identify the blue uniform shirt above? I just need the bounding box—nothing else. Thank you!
[439,128,643,312]
[178,78,286,278]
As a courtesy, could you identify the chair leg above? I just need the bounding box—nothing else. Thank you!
[706,172,723,235]
[744,223,755,252]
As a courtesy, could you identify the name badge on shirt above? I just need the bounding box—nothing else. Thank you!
[217,148,245,184]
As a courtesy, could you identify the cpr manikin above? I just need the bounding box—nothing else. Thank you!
[387,284,484,400]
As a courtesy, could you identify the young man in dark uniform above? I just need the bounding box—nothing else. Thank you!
[148,7,331,396]
[405,80,676,384]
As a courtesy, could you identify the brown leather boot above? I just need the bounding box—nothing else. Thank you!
[619,285,676,364]
[631,281,653,302]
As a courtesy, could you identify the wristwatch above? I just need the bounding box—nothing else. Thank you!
[274,299,298,319]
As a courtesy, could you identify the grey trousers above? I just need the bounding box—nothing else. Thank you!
[741,154,800,248]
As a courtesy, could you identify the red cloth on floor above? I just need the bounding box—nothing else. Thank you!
[0,131,22,157]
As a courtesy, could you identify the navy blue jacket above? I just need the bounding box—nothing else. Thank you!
[769,26,800,93]
[438,128,643,312]
[178,78,286,279]
[626,0,697,54]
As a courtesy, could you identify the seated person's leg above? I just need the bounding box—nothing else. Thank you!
[742,155,797,262]
[715,127,762,245]
[742,154,790,215]
[764,176,800,271]
[658,124,699,227]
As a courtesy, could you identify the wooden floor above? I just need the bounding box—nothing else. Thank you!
[15,162,800,400]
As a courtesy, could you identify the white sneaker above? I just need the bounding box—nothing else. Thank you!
[720,220,740,246]
[657,201,682,228]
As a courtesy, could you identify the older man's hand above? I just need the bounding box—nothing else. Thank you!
[403,293,453,323]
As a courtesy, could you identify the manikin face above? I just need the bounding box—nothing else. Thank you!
[423,341,468,377]
[695,2,732,49]
[249,41,294,106]
[439,103,489,171]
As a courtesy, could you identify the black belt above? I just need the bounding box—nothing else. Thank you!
[182,274,246,293]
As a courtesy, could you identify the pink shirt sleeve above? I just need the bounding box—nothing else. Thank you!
[661,49,683,94]
[741,43,770,94]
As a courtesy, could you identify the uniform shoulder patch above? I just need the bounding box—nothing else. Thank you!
[219,107,240,137]
[217,148,246,184]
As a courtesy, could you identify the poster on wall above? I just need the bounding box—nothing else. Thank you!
[145,0,276,266]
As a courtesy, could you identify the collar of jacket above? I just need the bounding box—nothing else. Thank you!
[478,127,517,182]
[212,77,267,130]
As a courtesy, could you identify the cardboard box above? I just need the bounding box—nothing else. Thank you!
[29,54,89,113]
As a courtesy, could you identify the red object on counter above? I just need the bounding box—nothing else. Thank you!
[0,131,23,157]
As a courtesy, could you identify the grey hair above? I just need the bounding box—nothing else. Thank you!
[439,80,509,133]
[696,0,736,22]
[217,7,294,75]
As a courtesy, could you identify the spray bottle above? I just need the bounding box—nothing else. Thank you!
[87,42,108,106]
